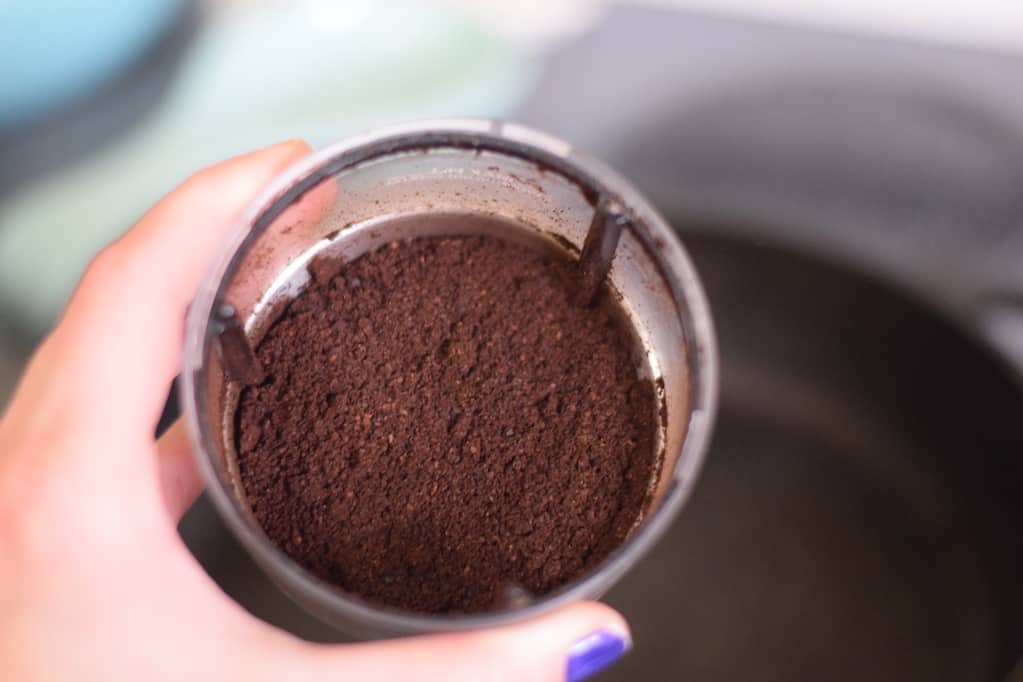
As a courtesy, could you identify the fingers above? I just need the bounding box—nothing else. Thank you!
[32,141,312,435]
[155,420,202,520]
[272,601,631,682]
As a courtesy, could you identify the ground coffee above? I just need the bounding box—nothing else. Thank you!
[236,233,657,614]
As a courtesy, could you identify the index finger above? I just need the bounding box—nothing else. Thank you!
[8,141,313,439]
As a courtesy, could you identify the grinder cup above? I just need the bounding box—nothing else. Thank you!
[181,120,718,638]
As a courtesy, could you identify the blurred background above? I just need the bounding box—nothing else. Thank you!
[3,1,1023,680]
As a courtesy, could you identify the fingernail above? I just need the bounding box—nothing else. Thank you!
[566,630,631,681]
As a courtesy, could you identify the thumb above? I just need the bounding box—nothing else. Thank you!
[275,602,631,682]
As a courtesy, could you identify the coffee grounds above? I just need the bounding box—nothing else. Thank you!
[236,234,656,614]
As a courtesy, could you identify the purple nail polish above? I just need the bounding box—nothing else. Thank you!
[566,630,630,681]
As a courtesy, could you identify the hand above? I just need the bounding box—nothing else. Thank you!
[0,142,631,682]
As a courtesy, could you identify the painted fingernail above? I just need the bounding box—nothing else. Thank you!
[566,630,631,681]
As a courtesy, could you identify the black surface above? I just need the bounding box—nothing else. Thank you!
[596,230,1023,681]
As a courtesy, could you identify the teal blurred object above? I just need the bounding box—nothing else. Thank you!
[0,0,537,333]
[0,0,184,129]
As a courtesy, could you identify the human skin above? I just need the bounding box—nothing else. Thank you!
[0,141,630,682]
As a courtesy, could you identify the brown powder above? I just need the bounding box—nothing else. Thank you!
[235,233,656,614]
